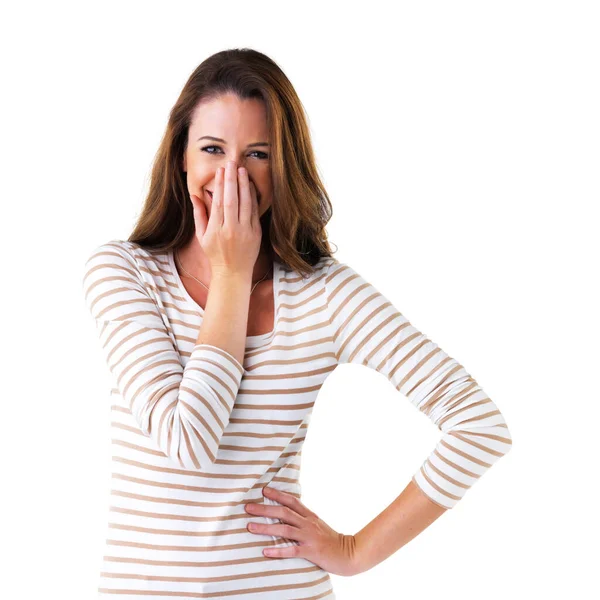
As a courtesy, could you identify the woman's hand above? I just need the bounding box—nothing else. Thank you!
[190,160,262,278]
[245,486,359,577]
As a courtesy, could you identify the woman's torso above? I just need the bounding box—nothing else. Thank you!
[95,240,338,599]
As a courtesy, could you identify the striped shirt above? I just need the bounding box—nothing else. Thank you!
[82,239,512,599]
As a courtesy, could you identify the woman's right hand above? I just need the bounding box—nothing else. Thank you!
[190,160,262,279]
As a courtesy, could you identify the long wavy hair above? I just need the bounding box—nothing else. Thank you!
[127,47,337,277]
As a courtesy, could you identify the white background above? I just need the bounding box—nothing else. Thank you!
[2,1,599,598]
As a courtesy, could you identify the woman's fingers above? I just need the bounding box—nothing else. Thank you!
[250,180,260,230]
[198,160,262,276]
[239,167,260,227]
[238,167,253,224]
[263,487,315,519]
[222,160,239,225]
[206,167,224,233]
[190,194,209,239]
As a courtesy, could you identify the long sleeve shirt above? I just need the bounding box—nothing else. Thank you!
[82,239,512,599]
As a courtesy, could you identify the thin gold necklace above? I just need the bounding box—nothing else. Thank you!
[175,249,272,295]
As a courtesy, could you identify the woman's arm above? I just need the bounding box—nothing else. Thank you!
[323,258,512,571]
[351,479,447,575]
[82,241,246,471]
[324,258,512,510]
[195,269,253,369]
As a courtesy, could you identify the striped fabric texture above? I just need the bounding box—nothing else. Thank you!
[325,262,513,509]
[82,239,512,599]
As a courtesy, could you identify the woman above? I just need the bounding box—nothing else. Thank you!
[82,48,512,599]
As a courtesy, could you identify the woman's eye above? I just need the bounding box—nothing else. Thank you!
[201,145,222,155]
[201,146,268,159]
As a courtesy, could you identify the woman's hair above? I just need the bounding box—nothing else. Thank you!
[128,47,337,277]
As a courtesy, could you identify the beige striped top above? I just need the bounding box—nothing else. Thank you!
[82,239,512,599]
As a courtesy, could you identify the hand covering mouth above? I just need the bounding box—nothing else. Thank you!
[206,189,260,201]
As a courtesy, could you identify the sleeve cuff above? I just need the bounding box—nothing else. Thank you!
[411,467,459,510]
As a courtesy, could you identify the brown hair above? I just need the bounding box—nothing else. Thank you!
[127,47,337,278]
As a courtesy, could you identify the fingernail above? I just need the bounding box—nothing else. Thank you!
[238,167,246,176]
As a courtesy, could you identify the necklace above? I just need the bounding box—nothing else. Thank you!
[174,249,272,295]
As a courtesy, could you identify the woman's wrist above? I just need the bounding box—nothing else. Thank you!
[210,268,253,287]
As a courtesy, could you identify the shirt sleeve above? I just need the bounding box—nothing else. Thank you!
[323,259,513,509]
[82,241,245,471]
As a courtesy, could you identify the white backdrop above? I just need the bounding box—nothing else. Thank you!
[2,1,599,598]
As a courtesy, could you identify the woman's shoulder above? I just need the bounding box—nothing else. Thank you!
[84,239,169,273]
[82,239,170,297]
[283,254,340,275]
[277,254,338,290]
[84,238,163,263]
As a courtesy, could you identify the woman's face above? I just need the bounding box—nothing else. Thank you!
[183,93,272,220]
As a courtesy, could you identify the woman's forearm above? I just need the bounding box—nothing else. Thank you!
[351,478,448,575]
[195,271,253,368]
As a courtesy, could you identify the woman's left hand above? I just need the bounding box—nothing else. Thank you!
[245,486,358,577]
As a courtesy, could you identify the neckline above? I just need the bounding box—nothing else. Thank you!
[167,249,279,349]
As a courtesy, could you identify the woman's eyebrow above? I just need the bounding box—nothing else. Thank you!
[197,135,270,148]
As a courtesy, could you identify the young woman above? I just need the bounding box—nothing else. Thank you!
[82,48,512,599]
